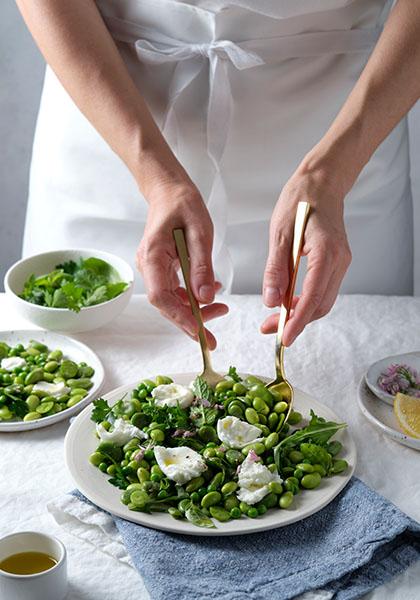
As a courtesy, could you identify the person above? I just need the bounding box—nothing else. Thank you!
[18,0,420,348]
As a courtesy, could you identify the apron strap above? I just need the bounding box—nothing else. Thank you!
[103,14,382,291]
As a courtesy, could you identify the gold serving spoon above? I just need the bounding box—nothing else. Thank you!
[266,201,311,425]
[173,228,225,387]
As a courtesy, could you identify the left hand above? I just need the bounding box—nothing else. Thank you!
[260,163,352,346]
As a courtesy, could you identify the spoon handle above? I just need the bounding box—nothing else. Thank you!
[173,228,212,369]
[275,201,311,377]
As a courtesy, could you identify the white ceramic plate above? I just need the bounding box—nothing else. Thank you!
[0,330,104,432]
[365,352,420,405]
[65,373,356,536]
[357,377,420,451]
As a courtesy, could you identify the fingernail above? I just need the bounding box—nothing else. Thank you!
[199,285,214,303]
[264,287,281,306]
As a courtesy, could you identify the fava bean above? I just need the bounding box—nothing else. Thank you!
[22,411,40,422]
[48,350,63,362]
[279,491,294,509]
[288,450,304,464]
[215,380,234,393]
[67,394,85,408]
[89,452,104,466]
[301,472,322,489]
[26,394,40,411]
[70,387,88,397]
[209,506,231,522]
[242,442,265,456]
[274,401,288,414]
[268,412,279,430]
[66,378,93,389]
[59,360,79,379]
[296,463,315,473]
[328,441,343,457]
[44,361,59,373]
[36,401,54,414]
[264,432,279,450]
[185,476,205,493]
[201,492,221,509]
[288,411,302,425]
[245,407,259,425]
[232,382,247,395]
[268,481,283,495]
[225,449,243,466]
[221,481,237,496]
[331,459,348,474]
[224,495,239,511]
[25,368,44,385]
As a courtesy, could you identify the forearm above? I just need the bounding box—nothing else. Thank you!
[16,0,188,199]
[301,0,420,195]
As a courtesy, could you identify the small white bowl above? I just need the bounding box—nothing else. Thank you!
[0,531,67,600]
[4,248,134,333]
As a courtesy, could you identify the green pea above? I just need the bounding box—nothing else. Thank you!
[215,380,234,393]
[232,382,247,395]
[247,507,259,518]
[151,465,163,477]
[267,464,278,474]
[168,507,182,519]
[25,368,44,385]
[66,378,93,390]
[26,394,40,411]
[22,411,41,422]
[274,401,288,414]
[209,506,231,522]
[312,464,327,477]
[242,442,266,456]
[331,459,348,474]
[44,361,59,373]
[245,407,259,425]
[239,501,251,513]
[227,402,244,419]
[296,463,315,473]
[185,476,205,493]
[257,504,268,515]
[224,495,239,511]
[327,441,343,457]
[67,394,85,408]
[59,360,79,379]
[69,387,88,397]
[198,425,218,443]
[107,464,117,476]
[301,472,322,489]
[279,491,294,509]
[48,350,63,362]
[89,452,105,466]
[268,412,279,430]
[203,448,217,459]
[288,411,303,425]
[221,481,237,496]
[264,432,279,450]
[98,462,108,473]
[288,450,304,464]
[150,429,165,443]
[268,481,283,495]
[230,507,241,519]
[36,401,54,414]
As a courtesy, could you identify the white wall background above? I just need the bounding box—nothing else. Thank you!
[0,0,419,292]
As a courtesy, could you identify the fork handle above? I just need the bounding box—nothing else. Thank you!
[173,228,212,370]
[275,202,311,374]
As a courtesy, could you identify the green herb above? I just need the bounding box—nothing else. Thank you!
[189,404,219,428]
[299,443,332,470]
[20,257,129,313]
[91,398,111,423]
[185,505,215,529]
[192,376,213,403]
[108,465,129,490]
[9,398,28,419]
[142,402,190,432]
[227,366,241,382]
[274,410,346,471]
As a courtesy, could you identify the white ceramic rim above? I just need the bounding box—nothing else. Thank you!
[0,532,66,580]
[4,247,134,314]
[65,374,357,536]
[357,376,420,449]
[0,329,105,432]
[364,351,420,406]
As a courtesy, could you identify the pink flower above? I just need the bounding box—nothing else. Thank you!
[378,363,420,396]
[248,449,260,463]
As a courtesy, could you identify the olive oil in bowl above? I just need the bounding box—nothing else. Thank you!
[0,552,57,575]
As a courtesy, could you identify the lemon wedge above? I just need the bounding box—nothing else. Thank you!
[394,392,420,439]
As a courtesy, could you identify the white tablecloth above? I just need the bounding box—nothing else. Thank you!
[0,293,419,599]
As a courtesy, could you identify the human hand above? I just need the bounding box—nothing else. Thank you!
[136,180,228,349]
[261,165,352,346]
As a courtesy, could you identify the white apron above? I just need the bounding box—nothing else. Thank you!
[24,0,414,295]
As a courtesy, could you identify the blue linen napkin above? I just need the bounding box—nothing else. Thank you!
[72,478,420,600]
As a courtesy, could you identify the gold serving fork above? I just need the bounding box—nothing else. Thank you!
[173,228,225,387]
[266,201,311,425]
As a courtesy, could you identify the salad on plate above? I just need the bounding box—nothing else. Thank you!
[89,368,349,528]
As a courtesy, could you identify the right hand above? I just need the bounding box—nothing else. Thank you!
[136,180,229,349]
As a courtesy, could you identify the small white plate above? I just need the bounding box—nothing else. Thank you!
[65,373,356,536]
[365,352,420,405]
[0,330,104,432]
[357,377,420,451]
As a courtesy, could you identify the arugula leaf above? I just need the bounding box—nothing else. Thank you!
[91,398,111,423]
[192,376,213,403]
[227,366,241,383]
[274,410,346,471]
[185,505,215,529]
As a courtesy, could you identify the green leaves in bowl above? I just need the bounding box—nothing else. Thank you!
[20,257,129,313]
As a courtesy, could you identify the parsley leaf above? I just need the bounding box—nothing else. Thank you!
[90,398,111,423]
[10,398,28,419]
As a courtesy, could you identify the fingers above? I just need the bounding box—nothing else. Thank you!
[185,226,216,304]
[260,296,299,334]
[263,222,292,308]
